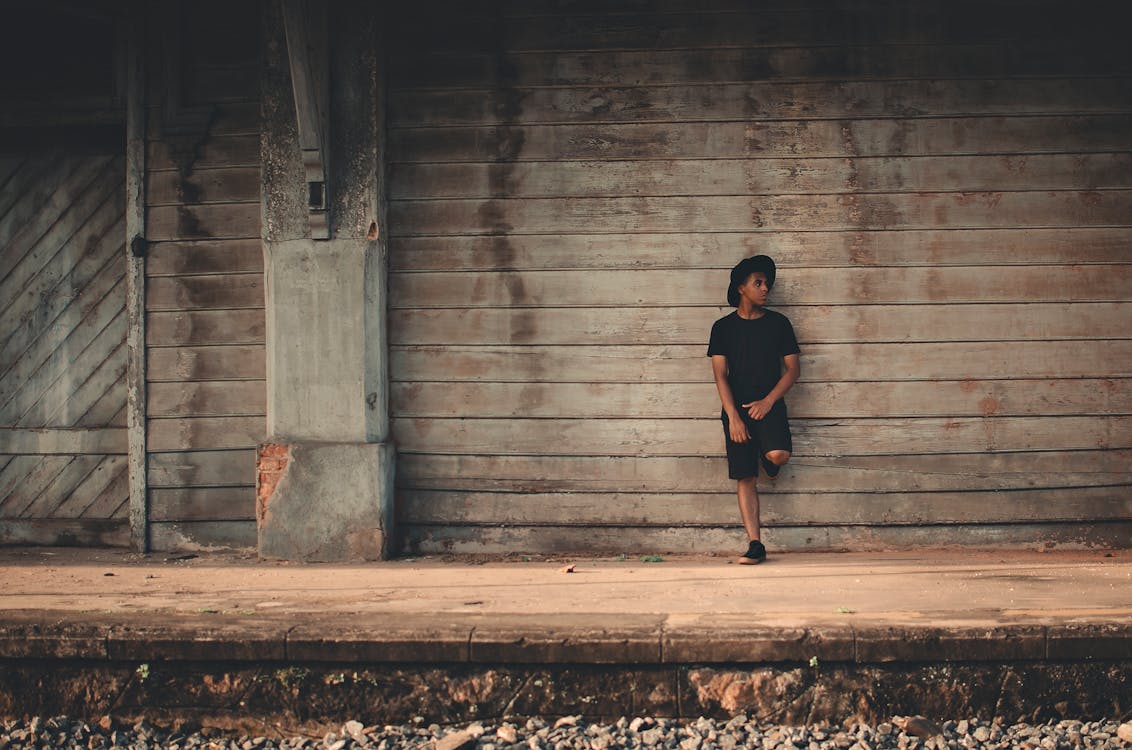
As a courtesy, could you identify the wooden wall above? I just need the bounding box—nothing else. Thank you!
[386,1,1132,553]
[143,0,263,551]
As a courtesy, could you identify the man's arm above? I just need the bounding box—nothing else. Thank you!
[711,354,751,443]
[743,353,800,420]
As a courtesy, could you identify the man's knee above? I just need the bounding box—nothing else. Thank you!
[738,475,758,488]
[765,450,791,466]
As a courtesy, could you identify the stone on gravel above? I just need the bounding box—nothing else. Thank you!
[434,729,475,750]
[1117,723,1132,744]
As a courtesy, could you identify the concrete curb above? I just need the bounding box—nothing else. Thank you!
[2,611,1129,664]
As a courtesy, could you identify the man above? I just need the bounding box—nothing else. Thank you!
[707,255,801,564]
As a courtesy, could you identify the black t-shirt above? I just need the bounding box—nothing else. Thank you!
[707,310,801,404]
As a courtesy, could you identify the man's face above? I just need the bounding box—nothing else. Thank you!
[738,271,770,306]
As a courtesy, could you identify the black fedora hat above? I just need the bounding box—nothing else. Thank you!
[727,255,777,306]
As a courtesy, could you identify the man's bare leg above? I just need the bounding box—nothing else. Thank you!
[737,476,760,541]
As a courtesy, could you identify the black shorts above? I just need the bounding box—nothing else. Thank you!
[721,401,793,480]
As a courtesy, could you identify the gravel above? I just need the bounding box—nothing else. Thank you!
[1,715,1130,750]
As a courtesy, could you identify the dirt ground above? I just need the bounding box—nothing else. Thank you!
[2,547,1128,627]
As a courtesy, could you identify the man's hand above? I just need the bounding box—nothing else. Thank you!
[743,398,775,421]
[727,412,751,443]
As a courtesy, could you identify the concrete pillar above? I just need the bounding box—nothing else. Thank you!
[257,0,394,561]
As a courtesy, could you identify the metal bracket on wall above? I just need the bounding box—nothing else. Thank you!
[281,0,330,240]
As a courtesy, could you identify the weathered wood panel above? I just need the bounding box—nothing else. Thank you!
[400,522,1132,555]
[391,80,1132,128]
[391,154,1132,199]
[146,135,260,171]
[389,308,1132,347]
[146,346,266,381]
[145,102,260,138]
[0,152,128,534]
[390,266,1132,307]
[145,204,261,241]
[391,338,1132,381]
[390,192,1132,235]
[149,486,255,521]
[398,487,1132,526]
[389,116,1132,162]
[393,44,1132,89]
[147,381,266,417]
[392,378,1132,419]
[146,274,264,311]
[146,416,266,452]
[147,449,255,488]
[0,519,129,547]
[139,0,264,551]
[391,228,1132,271]
[146,310,265,346]
[384,1,1132,553]
[147,167,260,205]
[396,451,1132,493]
[390,416,1132,456]
[146,240,263,276]
[392,4,1116,52]
[148,520,257,551]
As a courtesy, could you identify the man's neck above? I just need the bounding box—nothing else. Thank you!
[737,302,765,320]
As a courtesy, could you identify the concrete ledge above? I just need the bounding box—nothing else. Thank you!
[2,612,1130,665]
[469,614,665,664]
[287,617,471,662]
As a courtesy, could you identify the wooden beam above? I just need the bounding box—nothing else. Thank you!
[0,429,127,455]
[126,4,149,552]
[281,0,330,238]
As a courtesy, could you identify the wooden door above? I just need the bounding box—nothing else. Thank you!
[0,151,130,546]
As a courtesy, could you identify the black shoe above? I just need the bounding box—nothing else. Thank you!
[738,539,767,565]
[761,455,781,478]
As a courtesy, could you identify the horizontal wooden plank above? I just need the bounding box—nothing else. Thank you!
[146,135,259,171]
[390,306,1132,349]
[400,521,1132,555]
[147,449,256,488]
[389,115,1132,162]
[390,416,1132,456]
[146,166,260,206]
[149,520,256,552]
[396,451,1132,493]
[147,381,266,417]
[146,310,265,346]
[0,518,128,547]
[146,273,264,311]
[391,154,1132,199]
[147,345,266,381]
[392,378,1132,419]
[487,0,1077,15]
[390,191,1132,236]
[184,65,260,104]
[392,43,1132,90]
[145,240,264,276]
[390,79,1132,127]
[391,5,1110,53]
[146,204,261,241]
[390,228,1132,271]
[149,486,255,522]
[0,429,126,455]
[146,102,260,138]
[390,265,1132,307]
[146,416,266,451]
[398,487,1132,526]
